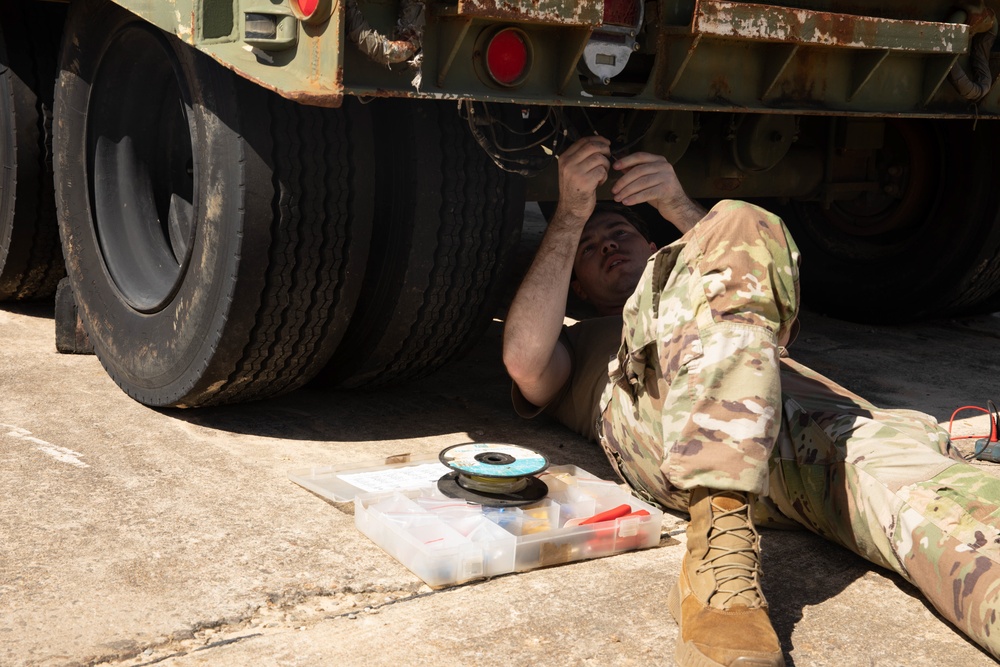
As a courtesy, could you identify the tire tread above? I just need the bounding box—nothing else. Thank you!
[0,4,66,301]
[207,94,366,405]
[325,100,523,389]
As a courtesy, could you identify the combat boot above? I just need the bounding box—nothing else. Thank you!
[667,487,784,667]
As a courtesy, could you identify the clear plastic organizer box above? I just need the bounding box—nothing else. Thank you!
[289,456,664,588]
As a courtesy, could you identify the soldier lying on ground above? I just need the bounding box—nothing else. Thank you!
[502,135,1000,666]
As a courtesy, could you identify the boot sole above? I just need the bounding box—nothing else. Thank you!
[669,581,785,667]
[670,580,726,667]
[668,580,682,623]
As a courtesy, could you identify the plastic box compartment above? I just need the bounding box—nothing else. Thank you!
[289,458,663,588]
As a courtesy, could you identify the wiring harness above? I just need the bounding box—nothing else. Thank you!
[460,101,572,177]
[460,102,660,177]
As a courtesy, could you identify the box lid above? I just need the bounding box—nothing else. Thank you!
[288,453,450,502]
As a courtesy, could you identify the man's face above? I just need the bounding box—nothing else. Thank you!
[572,211,657,315]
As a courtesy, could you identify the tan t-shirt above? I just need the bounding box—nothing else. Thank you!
[511,316,623,442]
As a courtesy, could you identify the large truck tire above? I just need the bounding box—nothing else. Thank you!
[54,0,373,407]
[0,3,66,301]
[781,118,1000,323]
[318,99,525,388]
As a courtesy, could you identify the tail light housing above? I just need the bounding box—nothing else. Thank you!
[579,0,644,84]
[291,0,334,24]
[479,27,532,87]
[603,0,641,27]
[297,0,319,17]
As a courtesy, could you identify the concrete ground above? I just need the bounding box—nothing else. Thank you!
[2,209,1000,667]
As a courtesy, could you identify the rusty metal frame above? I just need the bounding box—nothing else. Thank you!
[456,0,603,27]
[106,0,1000,118]
[693,1,971,54]
[658,1,983,112]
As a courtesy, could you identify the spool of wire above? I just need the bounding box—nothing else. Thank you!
[437,443,549,507]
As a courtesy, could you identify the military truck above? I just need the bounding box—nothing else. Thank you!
[2,0,999,407]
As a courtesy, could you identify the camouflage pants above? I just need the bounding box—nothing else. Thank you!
[598,200,1000,658]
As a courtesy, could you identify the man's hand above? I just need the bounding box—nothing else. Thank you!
[611,152,706,234]
[556,136,612,222]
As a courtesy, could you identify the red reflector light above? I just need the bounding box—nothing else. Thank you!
[296,0,319,18]
[486,29,529,86]
[603,0,639,26]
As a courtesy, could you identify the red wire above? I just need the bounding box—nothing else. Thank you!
[990,400,999,441]
[947,405,998,441]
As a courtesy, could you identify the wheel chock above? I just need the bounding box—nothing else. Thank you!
[54,278,94,355]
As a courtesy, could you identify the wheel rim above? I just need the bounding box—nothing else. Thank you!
[799,119,941,259]
[87,24,196,313]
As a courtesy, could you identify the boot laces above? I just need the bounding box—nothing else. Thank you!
[695,501,763,608]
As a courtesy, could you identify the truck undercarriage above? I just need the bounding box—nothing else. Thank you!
[2,0,999,406]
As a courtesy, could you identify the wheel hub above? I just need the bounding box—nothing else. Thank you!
[87,25,196,313]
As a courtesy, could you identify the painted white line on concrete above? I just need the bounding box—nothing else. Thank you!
[1,424,89,468]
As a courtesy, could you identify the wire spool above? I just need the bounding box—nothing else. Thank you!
[437,443,549,507]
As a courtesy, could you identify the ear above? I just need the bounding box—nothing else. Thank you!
[648,241,657,253]
[571,279,588,301]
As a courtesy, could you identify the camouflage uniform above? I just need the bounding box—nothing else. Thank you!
[598,200,1000,659]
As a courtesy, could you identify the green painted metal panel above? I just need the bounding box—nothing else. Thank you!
[201,0,236,40]
[115,0,198,43]
[101,0,1000,117]
[111,0,346,105]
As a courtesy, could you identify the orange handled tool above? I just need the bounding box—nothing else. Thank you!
[578,504,633,525]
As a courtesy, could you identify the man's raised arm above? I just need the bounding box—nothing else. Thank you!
[502,137,612,408]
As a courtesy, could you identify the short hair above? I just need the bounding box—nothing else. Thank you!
[590,202,651,243]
